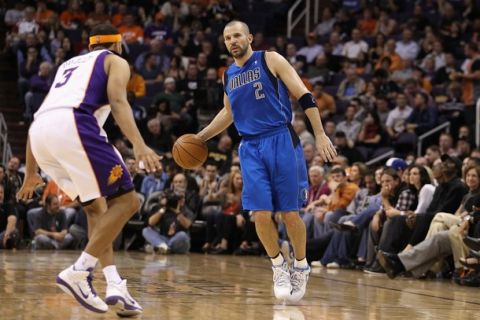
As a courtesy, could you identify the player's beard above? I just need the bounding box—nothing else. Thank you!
[230,43,249,59]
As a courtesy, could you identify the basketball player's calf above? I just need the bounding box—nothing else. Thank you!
[282,211,310,302]
[84,202,143,316]
[56,191,142,314]
[254,212,292,300]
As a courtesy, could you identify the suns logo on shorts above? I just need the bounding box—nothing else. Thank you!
[107,165,123,185]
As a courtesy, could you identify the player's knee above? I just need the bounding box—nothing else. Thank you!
[253,211,272,224]
[281,211,300,225]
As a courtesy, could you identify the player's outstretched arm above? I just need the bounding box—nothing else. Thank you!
[265,51,337,162]
[105,54,162,173]
[196,94,233,142]
[17,138,44,201]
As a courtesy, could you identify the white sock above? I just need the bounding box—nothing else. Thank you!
[103,265,122,284]
[294,258,308,269]
[73,251,98,271]
[271,253,285,267]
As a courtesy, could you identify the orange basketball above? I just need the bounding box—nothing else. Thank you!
[172,134,208,169]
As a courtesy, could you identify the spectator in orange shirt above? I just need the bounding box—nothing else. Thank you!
[85,2,110,28]
[119,13,144,44]
[59,0,86,30]
[111,3,128,27]
[127,63,146,97]
[313,82,336,119]
[35,1,54,27]
[375,39,402,72]
[358,8,377,37]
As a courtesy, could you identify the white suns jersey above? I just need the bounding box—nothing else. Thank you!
[35,49,113,127]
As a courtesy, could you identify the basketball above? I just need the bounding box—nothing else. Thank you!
[172,134,208,169]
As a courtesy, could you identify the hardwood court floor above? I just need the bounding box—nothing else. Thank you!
[0,251,479,320]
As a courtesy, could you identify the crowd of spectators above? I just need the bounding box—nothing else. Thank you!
[3,0,480,288]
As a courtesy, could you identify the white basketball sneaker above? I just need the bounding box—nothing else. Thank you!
[272,261,292,300]
[288,265,311,302]
[105,279,143,317]
[56,265,108,313]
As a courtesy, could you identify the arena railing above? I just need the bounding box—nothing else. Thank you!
[287,0,310,38]
[417,122,450,157]
[0,113,12,165]
[365,150,394,167]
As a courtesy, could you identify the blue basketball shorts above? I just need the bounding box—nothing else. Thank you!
[238,126,309,212]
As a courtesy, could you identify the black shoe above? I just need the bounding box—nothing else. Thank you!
[460,270,480,287]
[464,237,480,251]
[210,247,228,255]
[363,261,385,275]
[377,251,405,279]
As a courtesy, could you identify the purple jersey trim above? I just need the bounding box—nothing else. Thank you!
[79,51,110,115]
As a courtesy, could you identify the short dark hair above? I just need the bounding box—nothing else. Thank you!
[330,167,346,176]
[382,168,400,180]
[45,194,58,207]
[90,24,120,50]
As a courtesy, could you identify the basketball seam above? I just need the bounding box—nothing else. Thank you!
[177,143,203,163]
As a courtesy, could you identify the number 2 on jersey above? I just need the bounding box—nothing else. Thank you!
[254,82,265,100]
[54,67,78,88]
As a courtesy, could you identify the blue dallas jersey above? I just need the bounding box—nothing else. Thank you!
[224,51,292,137]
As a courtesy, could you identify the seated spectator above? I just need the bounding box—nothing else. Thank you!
[337,65,366,101]
[204,171,244,254]
[4,2,25,29]
[85,2,110,28]
[293,119,315,147]
[199,163,223,219]
[304,167,359,238]
[405,92,438,136]
[140,165,169,198]
[111,3,128,27]
[17,6,39,36]
[135,38,170,75]
[336,105,362,147]
[313,7,336,37]
[373,10,396,36]
[302,166,331,238]
[42,178,80,225]
[375,39,402,72]
[142,190,193,254]
[312,82,335,119]
[356,110,388,159]
[297,32,324,64]
[306,55,332,85]
[144,118,173,154]
[59,0,86,31]
[0,184,19,249]
[24,61,53,120]
[127,63,146,97]
[342,28,369,62]
[334,131,364,164]
[124,156,145,193]
[391,59,415,86]
[385,93,413,142]
[433,52,460,85]
[395,28,419,61]
[138,53,163,85]
[207,135,232,175]
[30,195,75,250]
[118,13,144,44]
[153,77,186,117]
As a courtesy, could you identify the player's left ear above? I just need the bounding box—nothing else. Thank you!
[247,34,253,44]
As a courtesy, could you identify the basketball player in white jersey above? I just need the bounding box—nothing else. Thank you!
[17,24,162,315]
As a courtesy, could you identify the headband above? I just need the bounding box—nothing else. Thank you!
[89,34,122,46]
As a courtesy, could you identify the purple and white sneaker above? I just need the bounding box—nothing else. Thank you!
[105,279,143,317]
[56,265,108,313]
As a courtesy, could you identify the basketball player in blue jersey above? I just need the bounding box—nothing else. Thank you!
[197,21,337,302]
[17,24,162,315]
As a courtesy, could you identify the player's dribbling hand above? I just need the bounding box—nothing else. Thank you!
[316,133,337,162]
[16,173,44,201]
[134,144,163,173]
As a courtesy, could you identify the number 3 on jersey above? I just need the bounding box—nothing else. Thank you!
[254,82,265,100]
[55,67,78,88]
